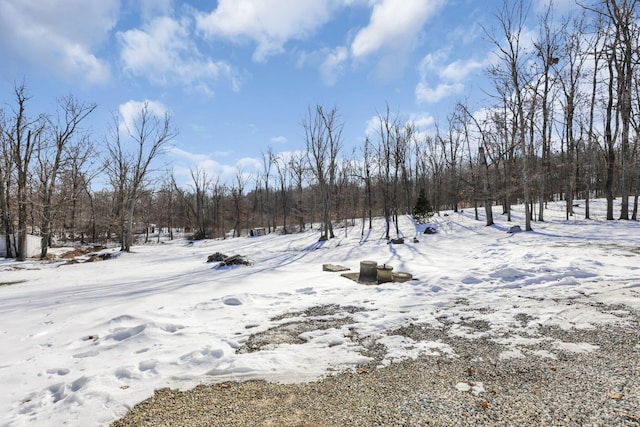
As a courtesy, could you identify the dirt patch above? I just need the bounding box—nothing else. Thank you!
[207,252,253,267]
[60,246,105,259]
[0,280,27,287]
[237,304,367,354]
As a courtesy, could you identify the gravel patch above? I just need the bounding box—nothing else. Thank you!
[238,304,365,353]
[112,307,640,427]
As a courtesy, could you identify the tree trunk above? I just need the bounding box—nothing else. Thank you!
[0,179,12,258]
[479,147,494,226]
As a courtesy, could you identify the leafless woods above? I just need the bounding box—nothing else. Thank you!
[1,1,639,256]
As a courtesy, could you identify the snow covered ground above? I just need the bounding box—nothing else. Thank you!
[1,199,639,426]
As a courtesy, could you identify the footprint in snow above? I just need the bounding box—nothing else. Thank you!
[223,297,243,306]
[45,368,70,376]
[72,350,99,358]
[138,359,158,372]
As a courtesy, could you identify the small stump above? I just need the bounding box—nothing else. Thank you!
[377,264,394,284]
[359,260,378,283]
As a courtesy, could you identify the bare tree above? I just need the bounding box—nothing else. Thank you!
[581,0,639,220]
[533,2,562,221]
[3,84,46,260]
[552,14,589,220]
[106,113,129,249]
[261,148,275,232]
[0,108,14,257]
[458,102,495,225]
[37,95,96,257]
[288,150,307,232]
[437,113,464,212]
[594,9,620,221]
[486,0,534,230]
[374,105,396,240]
[631,56,640,219]
[395,122,414,216]
[154,174,177,241]
[606,0,638,219]
[106,101,177,252]
[274,153,290,233]
[189,167,211,239]
[303,105,343,241]
[362,137,374,232]
[423,131,445,216]
[64,136,101,241]
[230,165,248,237]
[210,180,226,237]
[582,13,607,220]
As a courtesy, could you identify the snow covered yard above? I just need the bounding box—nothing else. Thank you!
[1,199,639,426]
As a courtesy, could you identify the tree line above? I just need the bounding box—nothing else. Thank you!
[1,0,639,259]
[0,84,176,260]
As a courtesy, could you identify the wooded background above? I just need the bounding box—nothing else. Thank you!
[1,1,639,259]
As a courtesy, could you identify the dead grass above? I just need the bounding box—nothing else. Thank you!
[0,280,26,287]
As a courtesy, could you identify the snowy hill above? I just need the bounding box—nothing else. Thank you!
[1,199,639,426]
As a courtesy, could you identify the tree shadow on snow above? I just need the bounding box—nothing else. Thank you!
[304,240,326,251]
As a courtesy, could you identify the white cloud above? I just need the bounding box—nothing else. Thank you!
[273,149,306,165]
[350,0,446,59]
[365,114,383,138]
[365,111,436,140]
[415,48,488,104]
[197,0,444,84]
[0,0,117,84]
[170,147,237,185]
[270,136,288,144]
[408,112,436,130]
[448,18,484,46]
[118,16,239,94]
[236,157,262,172]
[196,0,344,62]
[170,147,265,188]
[417,50,448,73]
[118,99,168,134]
[415,82,464,103]
[320,46,349,86]
[440,58,487,82]
[364,113,436,143]
[139,0,173,21]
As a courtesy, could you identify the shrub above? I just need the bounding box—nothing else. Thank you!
[413,188,435,224]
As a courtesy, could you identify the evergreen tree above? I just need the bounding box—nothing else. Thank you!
[413,188,434,223]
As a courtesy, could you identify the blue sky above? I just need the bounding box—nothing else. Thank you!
[0,0,578,186]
